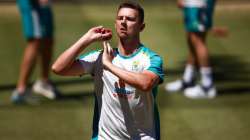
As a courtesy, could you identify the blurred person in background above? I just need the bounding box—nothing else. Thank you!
[165,0,218,99]
[52,1,164,139]
[11,0,59,104]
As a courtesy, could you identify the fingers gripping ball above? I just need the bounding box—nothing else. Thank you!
[95,28,113,40]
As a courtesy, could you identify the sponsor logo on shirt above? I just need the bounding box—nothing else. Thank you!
[113,79,133,99]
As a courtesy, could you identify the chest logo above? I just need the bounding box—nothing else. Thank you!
[132,61,140,71]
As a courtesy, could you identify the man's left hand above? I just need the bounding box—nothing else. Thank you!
[102,41,114,69]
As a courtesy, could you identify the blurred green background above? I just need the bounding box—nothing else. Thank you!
[0,1,250,140]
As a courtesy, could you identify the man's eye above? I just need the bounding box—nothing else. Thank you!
[127,17,136,21]
[117,16,123,20]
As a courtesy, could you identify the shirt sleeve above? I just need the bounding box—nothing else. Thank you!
[77,50,101,75]
[146,54,164,84]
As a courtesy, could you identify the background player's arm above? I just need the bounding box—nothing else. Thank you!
[210,26,229,37]
[39,0,50,6]
[177,0,184,9]
[52,26,112,76]
[102,42,160,92]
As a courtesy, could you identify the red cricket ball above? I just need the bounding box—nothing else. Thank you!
[95,28,112,40]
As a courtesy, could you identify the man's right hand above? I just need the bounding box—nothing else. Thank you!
[85,26,112,43]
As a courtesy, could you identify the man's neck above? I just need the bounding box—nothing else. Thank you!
[118,38,141,56]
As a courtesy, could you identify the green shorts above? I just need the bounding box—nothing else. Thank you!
[17,0,54,39]
[183,0,215,32]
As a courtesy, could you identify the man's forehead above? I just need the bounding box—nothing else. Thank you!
[117,7,138,16]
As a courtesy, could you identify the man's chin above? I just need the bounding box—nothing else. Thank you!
[118,34,129,39]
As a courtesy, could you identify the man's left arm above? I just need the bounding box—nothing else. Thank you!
[102,42,162,92]
[107,64,159,92]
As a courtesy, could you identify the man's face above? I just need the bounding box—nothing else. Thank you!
[115,7,144,39]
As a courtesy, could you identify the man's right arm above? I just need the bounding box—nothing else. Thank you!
[52,26,112,76]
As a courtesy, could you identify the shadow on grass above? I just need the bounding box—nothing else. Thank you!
[1,55,249,96]
[211,55,250,95]
[57,91,93,101]
[0,78,94,101]
[164,54,250,95]
[0,78,93,90]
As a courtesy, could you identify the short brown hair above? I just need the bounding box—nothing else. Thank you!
[117,1,144,23]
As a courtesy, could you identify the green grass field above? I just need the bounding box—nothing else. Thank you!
[0,2,250,140]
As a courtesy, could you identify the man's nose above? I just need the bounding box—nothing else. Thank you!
[121,17,126,24]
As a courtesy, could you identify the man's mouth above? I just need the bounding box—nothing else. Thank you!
[120,28,127,31]
[120,28,128,34]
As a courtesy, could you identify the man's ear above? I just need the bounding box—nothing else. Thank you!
[140,23,145,32]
